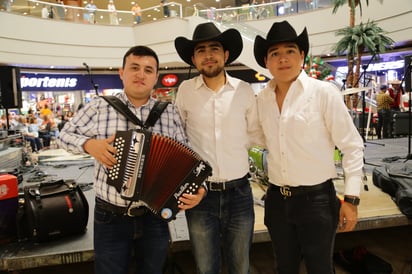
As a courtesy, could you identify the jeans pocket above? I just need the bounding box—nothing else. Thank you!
[94,206,115,225]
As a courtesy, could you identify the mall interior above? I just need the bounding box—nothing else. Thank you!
[0,0,411,273]
[0,0,411,115]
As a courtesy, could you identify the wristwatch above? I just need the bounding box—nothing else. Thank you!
[344,196,360,206]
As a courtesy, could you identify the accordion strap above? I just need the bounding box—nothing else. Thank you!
[102,95,169,128]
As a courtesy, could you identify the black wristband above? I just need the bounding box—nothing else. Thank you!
[344,196,360,206]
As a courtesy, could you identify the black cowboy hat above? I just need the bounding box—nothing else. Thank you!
[174,22,243,67]
[253,21,309,68]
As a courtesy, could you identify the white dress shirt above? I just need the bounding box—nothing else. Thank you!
[256,71,364,196]
[175,73,263,181]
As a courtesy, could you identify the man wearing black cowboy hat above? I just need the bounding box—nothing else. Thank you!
[174,22,263,274]
[253,21,364,274]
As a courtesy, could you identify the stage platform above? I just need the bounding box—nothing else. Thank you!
[0,138,411,272]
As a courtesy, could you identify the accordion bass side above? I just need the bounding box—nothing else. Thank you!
[107,129,212,221]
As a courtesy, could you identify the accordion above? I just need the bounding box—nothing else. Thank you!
[107,129,212,221]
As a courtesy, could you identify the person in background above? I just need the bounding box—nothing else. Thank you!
[253,20,364,274]
[107,0,119,25]
[41,4,49,18]
[84,0,97,24]
[8,113,19,131]
[249,0,258,19]
[57,45,206,274]
[388,79,403,111]
[48,4,54,19]
[27,116,43,153]
[160,0,170,17]
[388,79,404,138]
[257,0,268,19]
[401,89,411,112]
[131,2,141,24]
[0,114,7,129]
[56,0,65,20]
[38,114,54,148]
[174,22,263,274]
[376,84,394,139]
[39,103,53,118]
[0,0,12,12]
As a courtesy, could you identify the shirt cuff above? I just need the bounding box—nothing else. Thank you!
[344,176,362,197]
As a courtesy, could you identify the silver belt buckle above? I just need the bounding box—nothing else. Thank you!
[210,181,225,191]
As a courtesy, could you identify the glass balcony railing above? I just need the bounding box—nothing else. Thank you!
[0,0,184,26]
[196,0,333,24]
[1,0,334,26]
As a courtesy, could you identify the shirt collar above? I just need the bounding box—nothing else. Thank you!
[194,71,236,91]
[118,92,155,109]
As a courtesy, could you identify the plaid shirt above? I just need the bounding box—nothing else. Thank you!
[57,92,188,206]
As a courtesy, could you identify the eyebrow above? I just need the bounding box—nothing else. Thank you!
[129,62,156,71]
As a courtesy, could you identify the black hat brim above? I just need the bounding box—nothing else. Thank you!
[254,27,309,68]
[175,28,243,67]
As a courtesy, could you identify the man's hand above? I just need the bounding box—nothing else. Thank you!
[178,187,207,210]
[83,135,117,169]
[338,202,358,232]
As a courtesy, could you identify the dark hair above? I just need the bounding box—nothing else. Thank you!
[122,46,159,72]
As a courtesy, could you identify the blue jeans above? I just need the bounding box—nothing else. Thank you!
[185,179,254,274]
[94,205,170,274]
[264,181,341,274]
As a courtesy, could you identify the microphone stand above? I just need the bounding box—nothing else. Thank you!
[355,53,384,147]
[350,52,383,191]
[399,62,412,161]
[83,63,99,96]
[406,63,412,161]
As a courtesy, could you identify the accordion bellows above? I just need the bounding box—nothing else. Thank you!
[107,129,212,221]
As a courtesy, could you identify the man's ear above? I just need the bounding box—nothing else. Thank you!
[224,50,229,63]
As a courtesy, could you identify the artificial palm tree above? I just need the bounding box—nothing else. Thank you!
[331,0,383,108]
[333,21,393,109]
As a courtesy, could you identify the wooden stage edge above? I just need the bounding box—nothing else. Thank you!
[1,167,412,271]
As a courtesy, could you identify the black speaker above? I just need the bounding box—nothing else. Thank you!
[405,55,411,93]
[0,66,22,109]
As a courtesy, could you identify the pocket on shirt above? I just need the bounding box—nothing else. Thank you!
[293,112,325,143]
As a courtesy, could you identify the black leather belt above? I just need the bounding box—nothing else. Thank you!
[271,179,333,198]
[206,174,249,191]
[95,197,147,217]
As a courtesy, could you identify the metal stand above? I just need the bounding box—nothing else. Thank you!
[355,54,385,147]
[401,62,412,161]
[83,62,99,96]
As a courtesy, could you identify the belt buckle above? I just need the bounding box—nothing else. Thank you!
[279,186,292,197]
[127,205,144,217]
[210,181,225,191]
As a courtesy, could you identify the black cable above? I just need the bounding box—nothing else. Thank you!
[83,62,99,96]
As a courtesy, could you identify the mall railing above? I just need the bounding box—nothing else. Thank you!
[1,0,184,26]
[1,0,334,26]
[197,0,333,23]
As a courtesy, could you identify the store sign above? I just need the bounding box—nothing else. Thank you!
[21,76,78,89]
[161,74,178,87]
[336,60,405,74]
[20,73,123,91]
